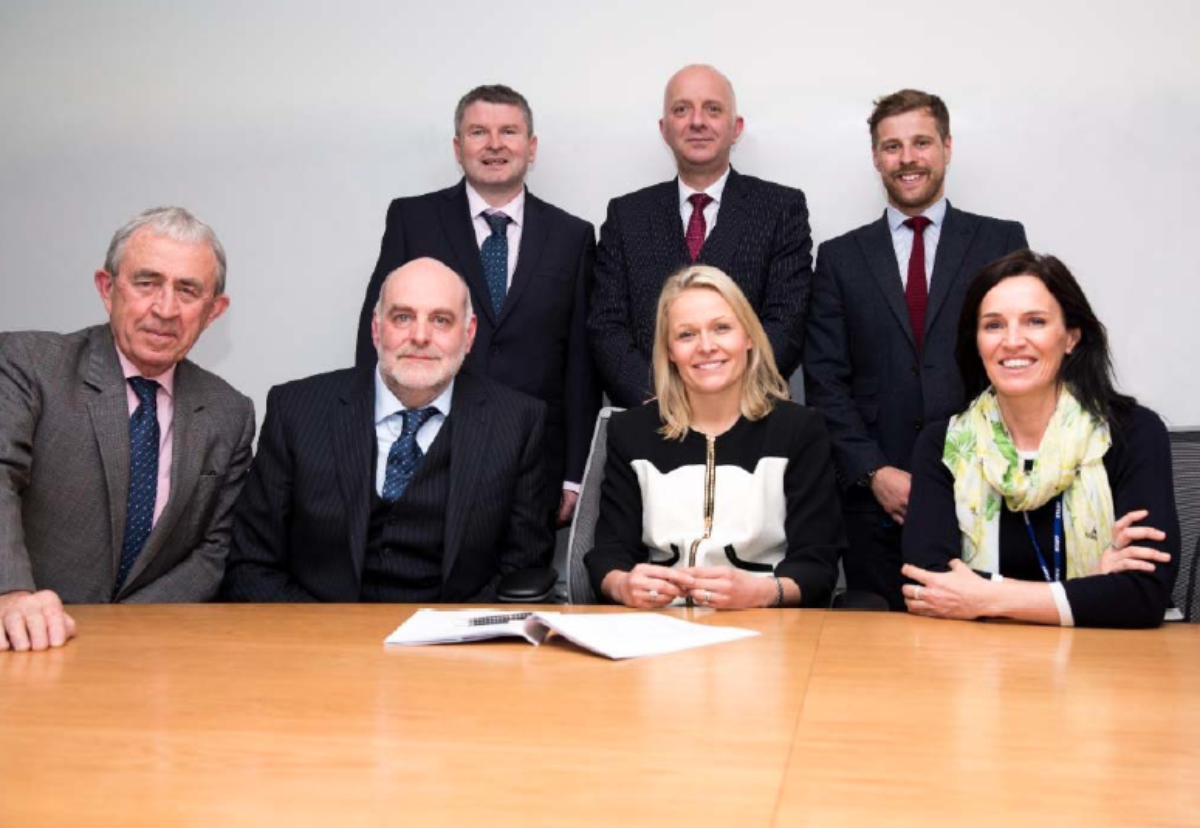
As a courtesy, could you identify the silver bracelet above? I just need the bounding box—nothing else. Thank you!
[770,576,784,608]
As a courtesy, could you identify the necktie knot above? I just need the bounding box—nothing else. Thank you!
[128,376,160,410]
[401,406,438,436]
[903,215,932,234]
[484,211,511,237]
[685,193,714,261]
[688,193,714,212]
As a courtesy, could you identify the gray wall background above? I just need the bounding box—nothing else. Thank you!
[2,0,1197,426]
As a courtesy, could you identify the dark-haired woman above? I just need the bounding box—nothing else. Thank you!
[901,250,1178,628]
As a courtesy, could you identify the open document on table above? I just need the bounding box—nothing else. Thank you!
[384,609,759,659]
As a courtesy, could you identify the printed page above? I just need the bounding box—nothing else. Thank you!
[529,613,758,659]
[384,609,546,646]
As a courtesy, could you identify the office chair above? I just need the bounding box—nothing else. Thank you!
[565,407,620,605]
[1169,429,1200,622]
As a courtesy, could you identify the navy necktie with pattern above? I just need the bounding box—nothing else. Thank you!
[481,211,511,317]
[381,407,439,503]
[115,376,160,596]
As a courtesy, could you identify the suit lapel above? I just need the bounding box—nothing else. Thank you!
[331,368,375,586]
[498,190,549,328]
[859,214,917,350]
[443,374,489,581]
[81,326,131,579]
[653,180,690,267]
[698,168,749,270]
[926,204,976,332]
[438,182,496,325]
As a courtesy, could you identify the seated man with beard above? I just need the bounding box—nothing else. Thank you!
[222,258,553,602]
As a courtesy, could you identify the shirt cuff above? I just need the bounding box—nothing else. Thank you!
[1049,582,1075,627]
[562,481,581,494]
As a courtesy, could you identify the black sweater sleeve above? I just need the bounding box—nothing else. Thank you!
[584,408,650,597]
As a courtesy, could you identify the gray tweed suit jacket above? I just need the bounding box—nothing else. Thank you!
[0,324,255,603]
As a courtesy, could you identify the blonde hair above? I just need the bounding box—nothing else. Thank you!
[652,265,790,440]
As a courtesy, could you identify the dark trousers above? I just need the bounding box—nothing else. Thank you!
[842,509,906,611]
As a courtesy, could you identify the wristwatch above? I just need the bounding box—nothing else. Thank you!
[856,467,880,488]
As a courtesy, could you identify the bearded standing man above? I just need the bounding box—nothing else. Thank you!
[804,89,1028,609]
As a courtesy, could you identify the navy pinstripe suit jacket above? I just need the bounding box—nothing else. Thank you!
[589,167,813,407]
[222,367,553,602]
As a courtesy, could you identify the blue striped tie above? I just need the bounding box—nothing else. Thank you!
[115,376,160,596]
[481,211,511,317]
[381,407,438,503]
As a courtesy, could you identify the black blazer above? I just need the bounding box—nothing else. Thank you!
[589,168,813,407]
[803,204,1028,507]
[222,369,553,602]
[354,181,599,488]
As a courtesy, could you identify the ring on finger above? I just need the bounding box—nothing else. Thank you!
[913,586,923,601]
[705,589,713,604]
[648,588,659,601]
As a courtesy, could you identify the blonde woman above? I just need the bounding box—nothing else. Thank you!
[585,266,844,609]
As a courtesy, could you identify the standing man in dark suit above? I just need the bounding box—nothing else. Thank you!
[355,85,598,528]
[804,90,1029,609]
[226,258,552,603]
[589,64,813,407]
[0,206,255,651]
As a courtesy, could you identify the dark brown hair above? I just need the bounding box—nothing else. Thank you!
[454,84,533,136]
[956,249,1135,423]
[868,89,950,146]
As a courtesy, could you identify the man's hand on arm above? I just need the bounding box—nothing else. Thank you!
[557,488,580,528]
[870,466,912,524]
[0,590,76,652]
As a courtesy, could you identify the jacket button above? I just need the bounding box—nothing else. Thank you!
[490,345,500,355]
[913,420,924,431]
[910,364,920,376]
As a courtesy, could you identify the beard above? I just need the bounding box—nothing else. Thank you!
[378,345,468,402]
[883,164,946,213]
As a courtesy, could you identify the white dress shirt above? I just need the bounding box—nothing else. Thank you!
[373,368,455,498]
[886,197,947,288]
[677,167,731,240]
[465,183,525,286]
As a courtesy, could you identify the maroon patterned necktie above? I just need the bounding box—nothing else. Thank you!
[903,215,932,354]
[685,193,713,261]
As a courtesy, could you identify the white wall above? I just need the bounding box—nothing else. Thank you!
[2,0,1197,425]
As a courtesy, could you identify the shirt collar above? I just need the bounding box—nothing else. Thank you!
[678,166,731,212]
[465,181,525,228]
[887,197,948,233]
[115,342,176,398]
[373,365,455,426]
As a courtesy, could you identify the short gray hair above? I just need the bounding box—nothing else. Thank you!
[454,84,534,137]
[104,206,228,294]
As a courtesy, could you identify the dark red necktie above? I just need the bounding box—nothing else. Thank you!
[685,193,713,261]
[903,215,932,354]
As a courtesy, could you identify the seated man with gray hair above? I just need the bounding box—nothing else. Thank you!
[223,257,553,603]
[0,206,256,651]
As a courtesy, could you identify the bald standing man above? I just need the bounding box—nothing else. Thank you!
[589,64,814,406]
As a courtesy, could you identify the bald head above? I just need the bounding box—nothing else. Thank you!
[659,64,744,189]
[663,64,738,118]
[372,257,477,408]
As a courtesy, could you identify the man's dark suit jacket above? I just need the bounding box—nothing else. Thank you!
[589,167,813,407]
[0,325,255,603]
[354,181,599,490]
[221,368,553,602]
[804,203,1028,510]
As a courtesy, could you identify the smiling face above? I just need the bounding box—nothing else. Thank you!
[666,287,752,403]
[659,65,744,184]
[94,229,229,378]
[977,275,1080,405]
[453,101,537,203]
[871,108,952,216]
[372,259,477,408]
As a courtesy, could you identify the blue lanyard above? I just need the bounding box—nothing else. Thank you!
[1021,495,1063,582]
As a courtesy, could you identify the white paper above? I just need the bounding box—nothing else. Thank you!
[384,609,759,660]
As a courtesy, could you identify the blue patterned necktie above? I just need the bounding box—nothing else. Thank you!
[381,407,439,503]
[115,376,160,596]
[480,211,511,317]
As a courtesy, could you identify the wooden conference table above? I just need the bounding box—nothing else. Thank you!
[2,605,1198,827]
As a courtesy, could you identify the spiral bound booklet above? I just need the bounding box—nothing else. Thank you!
[384,609,758,660]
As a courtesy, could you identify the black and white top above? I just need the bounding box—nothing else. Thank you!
[586,401,845,607]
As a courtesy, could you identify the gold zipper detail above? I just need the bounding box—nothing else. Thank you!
[686,434,717,607]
